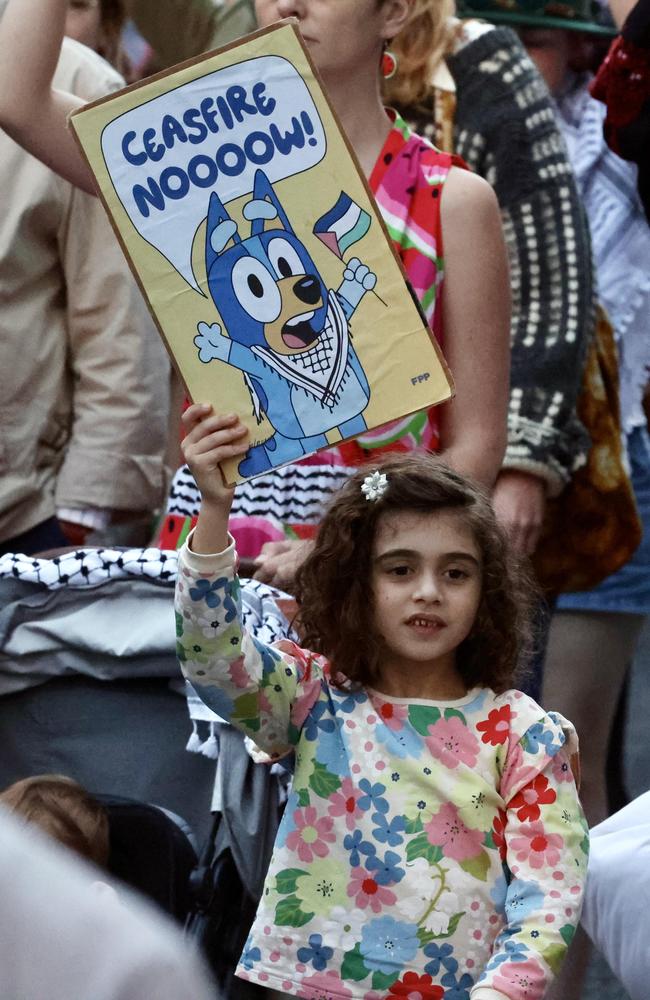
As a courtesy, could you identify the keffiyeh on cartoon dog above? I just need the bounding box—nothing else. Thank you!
[194,169,377,478]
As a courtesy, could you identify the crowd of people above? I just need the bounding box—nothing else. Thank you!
[0,0,648,999]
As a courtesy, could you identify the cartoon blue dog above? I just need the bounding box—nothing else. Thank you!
[194,169,377,477]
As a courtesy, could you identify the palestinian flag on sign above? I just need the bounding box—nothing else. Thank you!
[313,192,372,258]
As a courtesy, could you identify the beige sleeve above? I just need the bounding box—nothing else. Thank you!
[54,184,170,513]
[124,0,257,67]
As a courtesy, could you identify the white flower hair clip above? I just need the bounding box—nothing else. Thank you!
[361,470,389,502]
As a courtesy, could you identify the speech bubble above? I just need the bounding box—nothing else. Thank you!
[100,55,327,293]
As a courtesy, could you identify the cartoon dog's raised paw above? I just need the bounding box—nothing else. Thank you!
[194,321,229,364]
[343,257,377,291]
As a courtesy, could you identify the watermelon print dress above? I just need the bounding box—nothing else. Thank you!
[176,537,588,1000]
[158,114,459,558]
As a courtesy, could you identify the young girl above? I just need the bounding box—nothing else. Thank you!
[176,405,587,1000]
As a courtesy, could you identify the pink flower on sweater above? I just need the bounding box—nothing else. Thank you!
[298,970,353,999]
[551,751,575,784]
[347,867,397,912]
[425,802,484,861]
[286,806,336,863]
[425,716,479,769]
[510,822,564,869]
[328,778,364,830]
[228,655,250,690]
[491,957,546,999]
[291,680,323,729]
[500,743,542,801]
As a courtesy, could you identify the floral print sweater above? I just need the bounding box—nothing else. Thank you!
[176,538,588,1000]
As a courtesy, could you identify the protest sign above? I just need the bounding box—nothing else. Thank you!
[71,21,453,482]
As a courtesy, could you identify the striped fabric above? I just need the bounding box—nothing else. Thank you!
[157,116,455,556]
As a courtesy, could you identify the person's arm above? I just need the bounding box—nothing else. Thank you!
[472,708,588,999]
[438,167,510,490]
[0,0,96,193]
[448,28,596,492]
[124,0,257,67]
[54,183,170,524]
[447,28,595,550]
[176,405,324,756]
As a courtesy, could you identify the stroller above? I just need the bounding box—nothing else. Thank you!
[185,725,290,1000]
[0,547,291,998]
[100,795,199,924]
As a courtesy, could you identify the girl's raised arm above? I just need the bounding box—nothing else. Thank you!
[0,0,96,194]
[175,404,324,757]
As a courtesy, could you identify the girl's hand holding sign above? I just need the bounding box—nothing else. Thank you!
[181,404,249,554]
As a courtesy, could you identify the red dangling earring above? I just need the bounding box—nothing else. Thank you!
[381,46,398,80]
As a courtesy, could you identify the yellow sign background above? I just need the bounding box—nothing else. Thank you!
[71,22,452,482]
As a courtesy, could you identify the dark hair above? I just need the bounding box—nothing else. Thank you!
[294,454,536,692]
[98,0,128,73]
[0,774,110,867]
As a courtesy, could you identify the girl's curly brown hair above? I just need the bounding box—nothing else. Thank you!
[294,454,536,694]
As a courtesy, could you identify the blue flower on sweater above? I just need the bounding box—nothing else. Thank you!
[360,916,419,974]
[189,577,228,607]
[343,829,376,867]
[315,722,350,777]
[490,871,508,913]
[336,689,367,713]
[240,943,261,970]
[505,878,545,923]
[276,801,298,850]
[303,701,337,741]
[487,938,529,967]
[222,591,238,623]
[366,849,405,886]
[522,722,563,756]
[371,810,406,847]
[357,778,388,814]
[459,689,488,714]
[253,636,283,676]
[375,723,422,760]
[441,970,474,999]
[423,942,458,976]
[297,934,334,971]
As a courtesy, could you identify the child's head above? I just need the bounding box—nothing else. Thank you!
[0,774,109,867]
[295,455,535,692]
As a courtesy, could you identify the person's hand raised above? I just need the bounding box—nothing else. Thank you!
[181,404,249,554]
[181,404,249,503]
